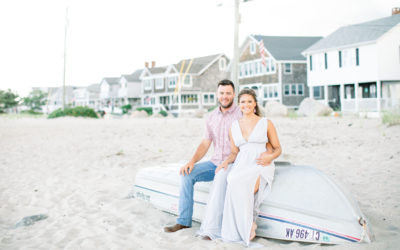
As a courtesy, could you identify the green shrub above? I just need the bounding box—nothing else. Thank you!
[48,106,98,119]
[159,110,168,117]
[122,104,132,114]
[21,110,43,115]
[207,106,217,112]
[382,110,400,126]
[287,109,298,119]
[136,107,153,115]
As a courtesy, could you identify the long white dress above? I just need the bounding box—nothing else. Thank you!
[221,117,275,246]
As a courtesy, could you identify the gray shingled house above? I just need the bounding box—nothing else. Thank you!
[238,35,322,108]
[140,54,230,116]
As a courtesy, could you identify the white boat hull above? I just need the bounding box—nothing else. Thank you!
[133,162,372,244]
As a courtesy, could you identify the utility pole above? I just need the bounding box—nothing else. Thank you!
[231,0,240,94]
[62,6,68,110]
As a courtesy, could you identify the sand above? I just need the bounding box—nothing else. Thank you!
[0,115,399,249]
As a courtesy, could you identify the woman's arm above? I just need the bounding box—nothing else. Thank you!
[256,120,282,166]
[215,129,239,174]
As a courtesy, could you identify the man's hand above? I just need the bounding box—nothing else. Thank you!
[256,151,274,166]
[215,161,228,174]
[180,161,195,176]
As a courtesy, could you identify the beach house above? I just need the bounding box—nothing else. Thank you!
[238,35,322,108]
[99,77,120,112]
[140,54,230,116]
[118,69,143,108]
[73,84,101,110]
[302,12,400,113]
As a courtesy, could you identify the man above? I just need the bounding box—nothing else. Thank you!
[164,79,272,233]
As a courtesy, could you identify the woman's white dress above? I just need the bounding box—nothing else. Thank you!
[221,117,275,246]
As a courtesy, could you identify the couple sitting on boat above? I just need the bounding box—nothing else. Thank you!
[164,79,282,246]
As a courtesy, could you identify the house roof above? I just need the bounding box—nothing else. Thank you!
[87,83,100,93]
[175,54,224,74]
[102,77,120,85]
[303,14,400,54]
[252,35,322,61]
[129,69,143,81]
[148,66,167,74]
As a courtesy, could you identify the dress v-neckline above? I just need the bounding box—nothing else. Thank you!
[238,117,263,142]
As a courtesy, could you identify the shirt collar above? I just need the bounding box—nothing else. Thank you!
[218,103,238,114]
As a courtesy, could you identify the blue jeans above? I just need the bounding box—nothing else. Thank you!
[177,161,217,227]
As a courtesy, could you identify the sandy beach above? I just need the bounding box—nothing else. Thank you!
[0,115,399,249]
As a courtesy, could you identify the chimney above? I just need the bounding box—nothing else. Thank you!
[151,61,156,68]
[393,7,400,15]
[145,62,149,68]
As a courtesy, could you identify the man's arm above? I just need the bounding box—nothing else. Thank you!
[180,139,212,175]
[256,120,282,166]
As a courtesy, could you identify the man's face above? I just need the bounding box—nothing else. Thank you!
[217,85,235,109]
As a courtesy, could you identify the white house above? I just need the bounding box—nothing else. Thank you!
[302,13,400,113]
[99,77,120,112]
[118,69,143,107]
[73,84,100,110]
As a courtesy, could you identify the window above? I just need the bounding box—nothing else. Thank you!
[250,41,256,54]
[291,84,297,95]
[168,76,177,88]
[181,94,198,104]
[356,48,359,66]
[324,53,328,69]
[239,58,276,78]
[284,85,290,96]
[313,86,321,98]
[263,84,279,99]
[284,63,292,74]
[155,78,164,89]
[203,93,216,104]
[284,84,304,96]
[159,96,170,105]
[219,57,227,71]
[298,84,303,95]
[183,75,191,86]
[339,51,342,68]
[144,80,152,90]
[310,55,313,71]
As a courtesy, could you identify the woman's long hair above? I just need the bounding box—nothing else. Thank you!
[238,89,261,116]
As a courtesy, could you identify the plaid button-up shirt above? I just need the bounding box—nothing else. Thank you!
[204,104,242,166]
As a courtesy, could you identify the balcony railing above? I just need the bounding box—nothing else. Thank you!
[341,98,400,112]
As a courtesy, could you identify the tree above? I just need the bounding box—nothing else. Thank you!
[0,89,19,113]
[23,89,47,111]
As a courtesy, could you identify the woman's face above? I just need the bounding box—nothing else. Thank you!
[239,94,256,115]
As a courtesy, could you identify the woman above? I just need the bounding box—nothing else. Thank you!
[199,89,281,246]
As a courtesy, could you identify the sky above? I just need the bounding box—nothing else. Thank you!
[0,0,398,96]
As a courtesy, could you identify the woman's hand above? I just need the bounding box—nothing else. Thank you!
[256,151,274,166]
[215,161,229,174]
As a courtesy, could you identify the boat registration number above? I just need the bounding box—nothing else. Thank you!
[285,227,322,241]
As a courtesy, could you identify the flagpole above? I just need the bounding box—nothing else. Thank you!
[62,5,68,110]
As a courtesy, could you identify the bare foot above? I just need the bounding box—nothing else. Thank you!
[250,222,257,241]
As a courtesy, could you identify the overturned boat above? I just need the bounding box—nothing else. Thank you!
[133,162,372,244]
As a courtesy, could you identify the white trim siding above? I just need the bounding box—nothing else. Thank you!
[239,58,276,78]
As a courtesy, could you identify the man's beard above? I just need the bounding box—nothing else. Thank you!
[219,99,234,109]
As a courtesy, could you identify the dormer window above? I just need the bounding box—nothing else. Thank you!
[250,41,256,55]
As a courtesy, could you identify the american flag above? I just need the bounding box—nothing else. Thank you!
[259,39,266,67]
